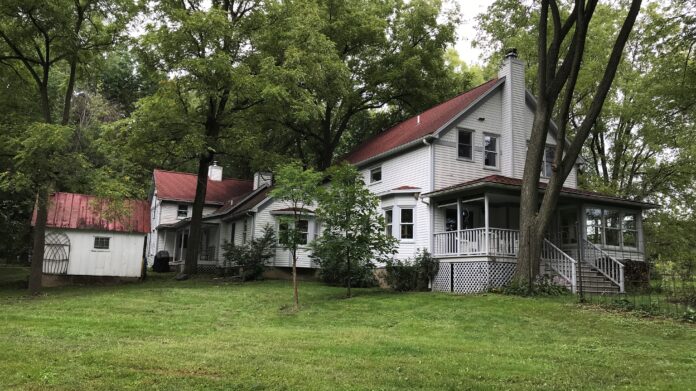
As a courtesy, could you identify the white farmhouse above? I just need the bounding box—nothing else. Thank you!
[33,192,150,281]
[149,51,657,293]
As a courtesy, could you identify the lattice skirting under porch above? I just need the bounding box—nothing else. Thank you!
[432,261,516,293]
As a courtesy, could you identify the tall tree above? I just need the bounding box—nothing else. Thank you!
[139,0,267,276]
[0,0,135,294]
[516,0,642,287]
[258,0,467,170]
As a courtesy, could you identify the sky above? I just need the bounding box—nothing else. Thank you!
[453,0,495,65]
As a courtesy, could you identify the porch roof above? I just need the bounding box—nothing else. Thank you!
[422,175,659,209]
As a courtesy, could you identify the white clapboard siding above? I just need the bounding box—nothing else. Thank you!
[360,145,432,261]
[52,228,145,277]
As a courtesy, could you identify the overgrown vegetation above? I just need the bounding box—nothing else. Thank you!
[221,225,276,281]
[384,250,438,292]
[499,276,570,297]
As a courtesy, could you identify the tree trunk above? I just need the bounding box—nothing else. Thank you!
[346,246,352,298]
[182,152,213,275]
[292,247,299,310]
[28,187,49,295]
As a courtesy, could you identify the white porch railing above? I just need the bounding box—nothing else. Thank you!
[542,239,577,293]
[433,228,519,257]
[581,238,625,293]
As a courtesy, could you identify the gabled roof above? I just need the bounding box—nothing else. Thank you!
[202,185,272,221]
[153,169,253,205]
[32,192,150,234]
[423,175,659,209]
[344,78,502,165]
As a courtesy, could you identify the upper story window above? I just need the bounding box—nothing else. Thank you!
[484,134,499,168]
[384,209,393,236]
[400,208,414,240]
[370,167,382,184]
[94,236,110,250]
[177,204,188,218]
[458,130,473,160]
[542,146,555,177]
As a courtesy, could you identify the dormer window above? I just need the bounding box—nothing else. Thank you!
[370,167,382,184]
[458,130,473,160]
[177,204,188,218]
[484,134,499,168]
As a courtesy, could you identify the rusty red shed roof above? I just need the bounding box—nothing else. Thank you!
[153,169,253,205]
[32,192,151,234]
[344,78,501,165]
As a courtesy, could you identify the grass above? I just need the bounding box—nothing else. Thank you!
[1,274,695,390]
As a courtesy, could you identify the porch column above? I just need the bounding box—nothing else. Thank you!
[456,197,462,255]
[178,231,184,261]
[484,193,490,255]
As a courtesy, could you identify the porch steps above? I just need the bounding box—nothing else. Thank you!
[543,262,620,294]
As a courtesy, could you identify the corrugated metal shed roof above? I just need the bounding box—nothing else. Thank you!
[153,169,253,205]
[32,192,151,234]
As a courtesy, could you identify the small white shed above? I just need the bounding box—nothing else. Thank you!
[32,192,150,279]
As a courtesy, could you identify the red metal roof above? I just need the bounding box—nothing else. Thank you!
[153,169,253,205]
[344,78,501,164]
[423,175,658,208]
[393,185,420,190]
[32,192,151,234]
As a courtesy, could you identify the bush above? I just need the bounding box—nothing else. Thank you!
[498,275,570,296]
[384,249,438,292]
[222,225,275,281]
[311,236,378,288]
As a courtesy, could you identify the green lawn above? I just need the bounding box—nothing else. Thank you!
[1,275,695,390]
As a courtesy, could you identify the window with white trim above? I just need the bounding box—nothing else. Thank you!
[242,219,248,243]
[94,236,110,250]
[484,134,498,168]
[177,204,188,218]
[278,219,310,245]
[542,145,555,177]
[400,208,414,240]
[622,213,637,248]
[230,222,236,244]
[585,207,640,248]
[370,167,382,183]
[384,209,393,236]
[458,130,473,160]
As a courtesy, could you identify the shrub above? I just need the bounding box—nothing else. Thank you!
[222,225,276,281]
[384,249,438,292]
[314,249,377,288]
[498,275,570,296]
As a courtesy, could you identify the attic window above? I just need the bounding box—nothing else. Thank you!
[177,204,188,218]
[370,167,382,183]
[94,237,110,250]
[458,130,473,160]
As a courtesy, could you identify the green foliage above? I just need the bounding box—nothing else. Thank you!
[311,164,396,294]
[271,162,322,252]
[499,276,570,297]
[258,0,476,168]
[0,123,88,193]
[222,225,276,281]
[384,249,438,292]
